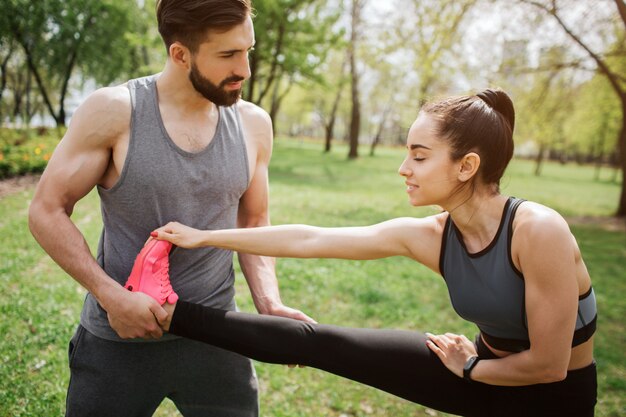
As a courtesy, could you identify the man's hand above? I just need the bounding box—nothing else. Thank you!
[104,288,168,339]
[264,302,316,324]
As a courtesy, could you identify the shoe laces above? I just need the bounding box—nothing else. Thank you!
[156,261,174,297]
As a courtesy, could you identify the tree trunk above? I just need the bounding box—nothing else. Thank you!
[593,118,609,180]
[257,23,286,105]
[56,38,83,127]
[534,143,546,176]
[347,0,362,160]
[369,102,392,157]
[11,22,60,126]
[12,70,24,120]
[0,45,13,114]
[268,78,292,137]
[616,107,626,217]
[324,83,343,153]
[246,39,259,102]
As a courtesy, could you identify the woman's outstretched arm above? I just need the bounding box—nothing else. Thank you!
[151,215,445,267]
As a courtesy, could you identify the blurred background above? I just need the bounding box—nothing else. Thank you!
[0,1,624,416]
[1,0,624,215]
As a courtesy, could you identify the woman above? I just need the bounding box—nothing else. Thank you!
[133,89,597,416]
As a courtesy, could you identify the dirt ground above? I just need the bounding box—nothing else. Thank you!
[0,174,41,199]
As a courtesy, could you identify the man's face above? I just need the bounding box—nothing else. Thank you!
[189,16,254,106]
[189,61,244,106]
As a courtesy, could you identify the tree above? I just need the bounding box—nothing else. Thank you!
[347,0,364,159]
[5,0,150,127]
[317,52,348,152]
[388,0,477,105]
[565,65,623,180]
[244,0,342,131]
[518,0,626,216]
[516,72,577,175]
[0,40,15,122]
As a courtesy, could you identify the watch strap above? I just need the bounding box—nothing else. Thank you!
[463,356,480,382]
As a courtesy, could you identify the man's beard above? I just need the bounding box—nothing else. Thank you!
[189,62,243,107]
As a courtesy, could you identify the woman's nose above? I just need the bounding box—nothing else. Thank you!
[398,160,411,177]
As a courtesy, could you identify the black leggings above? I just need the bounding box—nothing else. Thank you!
[170,301,597,417]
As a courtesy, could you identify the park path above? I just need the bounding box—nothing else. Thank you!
[0,174,41,198]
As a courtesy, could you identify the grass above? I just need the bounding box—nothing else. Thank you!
[0,138,624,416]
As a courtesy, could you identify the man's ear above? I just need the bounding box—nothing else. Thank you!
[169,42,191,69]
[457,152,480,182]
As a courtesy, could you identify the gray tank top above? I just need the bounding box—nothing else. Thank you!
[80,75,250,342]
[439,197,596,352]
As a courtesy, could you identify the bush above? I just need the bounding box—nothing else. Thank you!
[0,128,63,180]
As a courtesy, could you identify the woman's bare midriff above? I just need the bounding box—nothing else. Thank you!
[481,335,595,371]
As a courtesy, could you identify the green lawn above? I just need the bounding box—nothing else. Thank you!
[0,139,624,416]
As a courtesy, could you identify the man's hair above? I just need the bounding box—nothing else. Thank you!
[156,0,252,54]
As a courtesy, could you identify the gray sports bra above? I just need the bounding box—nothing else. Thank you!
[439,197,597,352]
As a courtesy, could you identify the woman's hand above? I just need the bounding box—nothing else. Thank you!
[425,332,477,378]
[151,222,206,249]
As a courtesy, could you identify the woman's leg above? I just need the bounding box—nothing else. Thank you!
[169,301,487,416]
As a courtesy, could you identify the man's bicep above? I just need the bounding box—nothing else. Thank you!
[36,87,130,212]
[238,160,271,227]
[237,101,274,228]
[37,135,111,212]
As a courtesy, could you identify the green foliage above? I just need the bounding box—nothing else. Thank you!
[7,0,151,84]
[246,0,343,105]
[565,74,621,160]
[0,128,61,179]
[1,139,623,416]
[2,0,157,125]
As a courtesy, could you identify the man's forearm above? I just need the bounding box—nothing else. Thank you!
[28,203,119,307]
[28,203,167,339]
[238,253,282,314]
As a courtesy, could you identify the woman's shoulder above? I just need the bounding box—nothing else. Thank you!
[513,200,574,248]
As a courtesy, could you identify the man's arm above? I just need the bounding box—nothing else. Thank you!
[237,102,314,322]
[28,86,167,338]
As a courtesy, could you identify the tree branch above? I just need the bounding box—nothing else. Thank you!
[520,0,625,99]
[614,0,626,30]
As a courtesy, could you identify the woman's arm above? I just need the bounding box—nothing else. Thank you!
[152,215,444,266]
[428,204,580,386]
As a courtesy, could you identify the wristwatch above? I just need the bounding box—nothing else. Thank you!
[463,356,480,382]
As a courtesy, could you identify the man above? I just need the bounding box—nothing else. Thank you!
[28,1,312,415]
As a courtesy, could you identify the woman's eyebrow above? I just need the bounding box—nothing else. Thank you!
[409,144,432,150]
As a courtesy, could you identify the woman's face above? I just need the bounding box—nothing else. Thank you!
[398,113,461,207]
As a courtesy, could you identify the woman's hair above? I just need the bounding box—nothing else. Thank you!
[156,0,252,54]
[421,89,515,189]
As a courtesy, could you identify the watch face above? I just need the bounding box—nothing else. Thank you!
[464,356,479,381]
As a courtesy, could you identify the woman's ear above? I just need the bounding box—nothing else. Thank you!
[457,152,480,182]
[169,42,191,69]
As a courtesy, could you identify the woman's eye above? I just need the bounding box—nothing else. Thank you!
[413,157,425,162]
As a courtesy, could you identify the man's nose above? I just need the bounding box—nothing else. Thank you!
[236,53,251,80]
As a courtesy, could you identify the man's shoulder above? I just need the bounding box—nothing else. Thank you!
[79,84,131,121]
[68,84,132,146]
[236,100,272,132]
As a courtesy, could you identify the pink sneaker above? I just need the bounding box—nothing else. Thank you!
[124,239,179,305]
